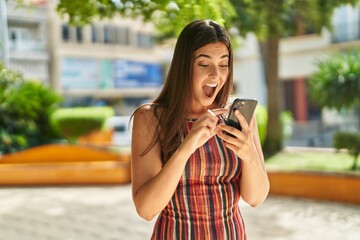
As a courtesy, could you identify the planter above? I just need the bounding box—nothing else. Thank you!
[268,170,360,204]
[0,143,131,186]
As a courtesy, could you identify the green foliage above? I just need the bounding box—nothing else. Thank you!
[255,105,267,144]
[152,0,236,38]
[280,111,294,139]
[308,48,360,111]
[0,65,63,154]
[255,105,293,146]
[333,131,360,170]
[229,0,360,40]
[51,106,115,142]
[266,150,355,173]
[229,0,360,155]
[57,0,236,39]
[56,0,360,38]
[55,0,360,155]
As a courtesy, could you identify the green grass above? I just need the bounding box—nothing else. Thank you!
[265,149,360,174]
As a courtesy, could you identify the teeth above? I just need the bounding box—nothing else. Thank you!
[205,83,217,88]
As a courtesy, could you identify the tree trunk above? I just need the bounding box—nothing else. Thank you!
[260,37,283,156]
[355,104,360,131]
[351,154,359,171]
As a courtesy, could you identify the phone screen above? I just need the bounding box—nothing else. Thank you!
[225,98,258,131]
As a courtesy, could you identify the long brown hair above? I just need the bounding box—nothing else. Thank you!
[141,19,233,164]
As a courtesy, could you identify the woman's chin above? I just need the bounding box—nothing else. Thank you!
[201,92,217,105]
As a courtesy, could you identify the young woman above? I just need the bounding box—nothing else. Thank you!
[131,19,269,239]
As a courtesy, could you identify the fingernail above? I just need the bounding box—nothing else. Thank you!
[207,109,216,117]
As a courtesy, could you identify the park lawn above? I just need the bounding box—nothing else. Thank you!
[265,149,360,173]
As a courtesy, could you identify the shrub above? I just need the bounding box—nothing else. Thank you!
[255,105,267,144]
[333,131,360,170]
[255,105,293,146]
[280,111,294,139]
[0,65,63,154]
[51,106,115,142]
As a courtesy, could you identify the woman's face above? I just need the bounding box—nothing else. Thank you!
[191,42,229,112]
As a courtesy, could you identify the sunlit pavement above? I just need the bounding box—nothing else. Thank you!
[0,184,359,240]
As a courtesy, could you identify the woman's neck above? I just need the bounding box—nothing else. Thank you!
[187,102,218,119]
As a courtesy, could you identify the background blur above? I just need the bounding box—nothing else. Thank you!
[2,0,360,147]
[1,0,360,239]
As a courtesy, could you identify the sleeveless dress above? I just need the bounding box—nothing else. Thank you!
[151,119,246,239]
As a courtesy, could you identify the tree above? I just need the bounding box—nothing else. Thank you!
[56,0,360,155]
[229,0,360,155]
[0,65,63,154]
[56,0,236,35]
[309,48,360,169]
[333,131,360,170]
[308,48,360,128]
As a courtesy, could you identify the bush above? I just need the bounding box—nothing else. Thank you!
[255,105,293,146]
[280,111,294,139]
[255,105,267,144]
[51,106,115,142]
[0,65,63,154]
[333,131,360,170]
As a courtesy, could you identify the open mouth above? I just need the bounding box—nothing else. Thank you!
[202,83,217,98]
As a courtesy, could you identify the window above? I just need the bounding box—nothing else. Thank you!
[91,24,97,43]
[10,31,17,41]
[8,27,31,50]
[104,25,110,44]
[9,27,30,42]
[91,24,104,43]
[76,27,83,43]
[117,27,130,45]
[104,25,118,44]
[332,6,360,43]
[136,32,153,48]
[62,24,70,42]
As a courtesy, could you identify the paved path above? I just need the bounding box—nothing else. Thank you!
[0,184,359,240]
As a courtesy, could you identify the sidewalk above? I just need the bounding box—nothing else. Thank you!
[0,184,359,240]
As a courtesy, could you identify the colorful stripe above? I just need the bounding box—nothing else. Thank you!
[151,119,245,239]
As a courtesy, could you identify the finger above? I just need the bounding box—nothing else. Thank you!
[235,110,250,132]
[205,109,224,127]
[216,128,240,145]
[207,109,217,117]
[210,108,228,116]
[216,124,243,140]
[201,116,218,133]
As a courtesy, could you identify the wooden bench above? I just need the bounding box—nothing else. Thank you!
[0,144,131,186]
[268,170,360,204]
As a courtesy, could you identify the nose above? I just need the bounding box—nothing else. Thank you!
[209,65,219,79]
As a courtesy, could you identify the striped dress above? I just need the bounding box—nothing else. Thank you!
[151,119,246,239]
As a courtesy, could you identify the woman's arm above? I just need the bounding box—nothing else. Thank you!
[216,111,270,207]
[237,115,269,207]
[131,107,224,221]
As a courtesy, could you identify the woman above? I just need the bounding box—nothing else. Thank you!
[131,19,269,239]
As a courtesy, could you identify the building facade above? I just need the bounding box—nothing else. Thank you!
[46,1,169,115]
[2,1,360,147]
[3,0,49,83]
[233,5,360,147]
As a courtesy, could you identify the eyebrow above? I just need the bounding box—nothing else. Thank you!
[195,53,229,59]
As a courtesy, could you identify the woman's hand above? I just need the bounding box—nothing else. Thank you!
[216,109,258,162]
[216,110,270,207]
[184,108,227,153]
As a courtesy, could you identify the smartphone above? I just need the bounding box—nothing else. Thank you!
[225,98,258,131]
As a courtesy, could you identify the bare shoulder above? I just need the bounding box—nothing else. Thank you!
[131,104,163,199]
[133,104,161,128]
[132,103,164,147]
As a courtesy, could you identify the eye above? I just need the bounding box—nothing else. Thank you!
[219,64,228,68]
[199,63,209,67]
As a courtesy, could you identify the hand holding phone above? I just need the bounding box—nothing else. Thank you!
[224,98,258,132]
